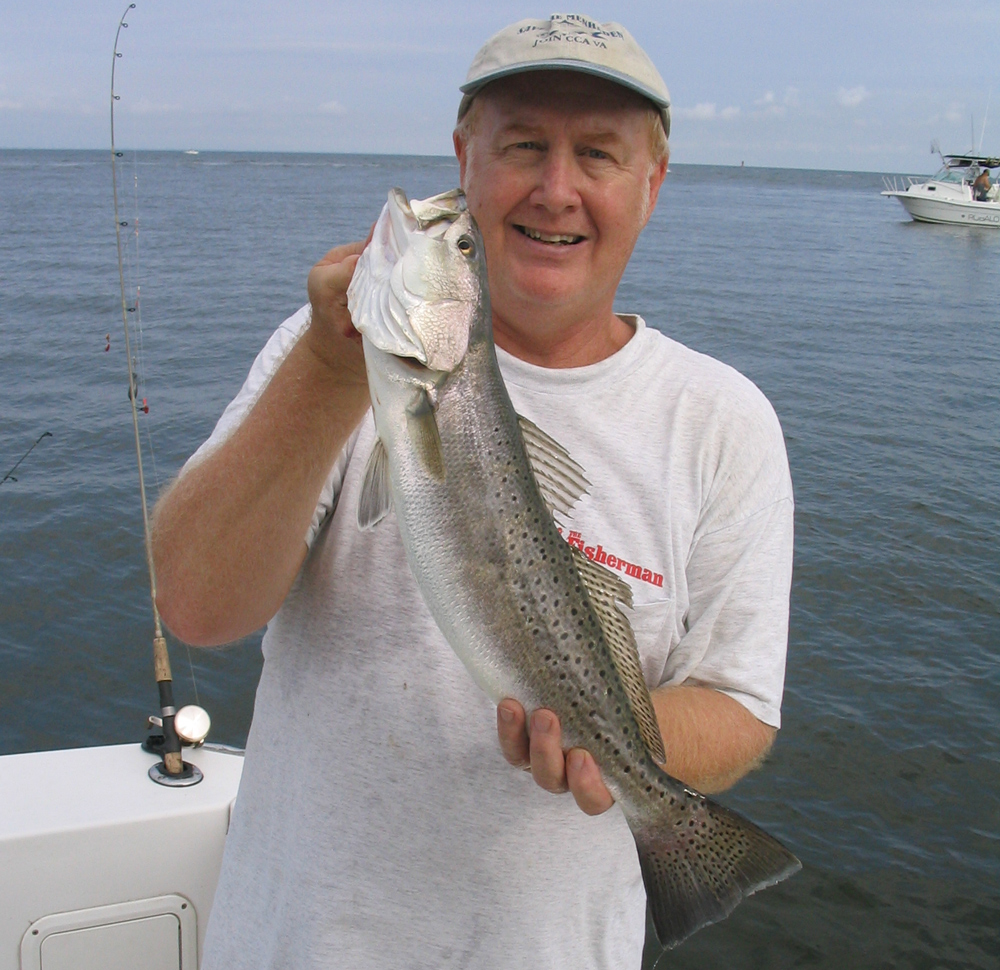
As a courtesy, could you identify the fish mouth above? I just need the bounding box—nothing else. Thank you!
[513,224,585,246]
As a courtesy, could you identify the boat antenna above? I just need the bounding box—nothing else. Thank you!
[979,90,992,154]
[111,2,205,786]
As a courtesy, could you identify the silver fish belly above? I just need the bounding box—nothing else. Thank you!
[348,188,800,948]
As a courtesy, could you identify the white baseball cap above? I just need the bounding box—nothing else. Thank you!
[458,13,671,138]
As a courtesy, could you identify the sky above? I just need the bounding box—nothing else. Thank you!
[2,1,999,172]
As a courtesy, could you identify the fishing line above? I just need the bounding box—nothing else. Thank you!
[0,431,53,486]
[112,2,203,782]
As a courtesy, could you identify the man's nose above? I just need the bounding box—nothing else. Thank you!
[531,147,581,211]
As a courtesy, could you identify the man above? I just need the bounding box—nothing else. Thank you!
[152,14,793,969]
[973,165,992,202]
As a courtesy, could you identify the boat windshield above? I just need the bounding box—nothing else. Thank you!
[932,166,970,183]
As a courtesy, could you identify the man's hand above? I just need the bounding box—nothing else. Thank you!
[497,700,615,816]
[303,237,371,379]
[496,684,776,811]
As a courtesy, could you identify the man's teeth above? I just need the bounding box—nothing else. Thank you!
[518,226,582,244]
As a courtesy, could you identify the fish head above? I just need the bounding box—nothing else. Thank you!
[347,188,485,374]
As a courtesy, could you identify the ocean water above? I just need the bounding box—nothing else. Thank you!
[1,150,998,968]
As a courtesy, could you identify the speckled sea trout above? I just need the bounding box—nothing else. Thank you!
[346,188,800,948]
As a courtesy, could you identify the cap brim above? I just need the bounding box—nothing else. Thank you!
[458,60,670,138]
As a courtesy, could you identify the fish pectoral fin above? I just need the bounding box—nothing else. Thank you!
[518,416,590,518]
[570,547,667,766]
[406,390,445,482]
[358,437,394,530]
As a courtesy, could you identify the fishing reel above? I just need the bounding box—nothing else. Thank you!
[143,705,212,787]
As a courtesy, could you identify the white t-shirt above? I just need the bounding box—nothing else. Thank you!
[198,307,793,970]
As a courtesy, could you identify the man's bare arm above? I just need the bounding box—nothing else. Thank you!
[152,242,371,647]
[496,684,776,814]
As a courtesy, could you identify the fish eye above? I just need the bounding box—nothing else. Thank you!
[457,235,476,258]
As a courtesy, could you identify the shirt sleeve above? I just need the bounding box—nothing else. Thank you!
[658,380,794,728]
[182,304,359,549]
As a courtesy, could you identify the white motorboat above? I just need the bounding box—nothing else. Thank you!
[0,743,243,970]
[882,153,1000,227]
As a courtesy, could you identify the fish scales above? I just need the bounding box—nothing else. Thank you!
[396,333,652,794]
[347,187,800,949]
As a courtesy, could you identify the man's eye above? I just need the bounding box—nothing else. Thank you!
[584,148,610,160]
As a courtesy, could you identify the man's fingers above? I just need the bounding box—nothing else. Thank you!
[528,710,568,793]
[497,703,612,813]
[316,238,368,266]
[566,748,615,816]
[497,699,529,767]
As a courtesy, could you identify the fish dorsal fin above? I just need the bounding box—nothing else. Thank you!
[570,547,667,766]
[358,437,394,530]
[518,416,590,518]
[406,389,445,482]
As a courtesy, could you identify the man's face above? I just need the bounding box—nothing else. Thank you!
[454,72,668,348]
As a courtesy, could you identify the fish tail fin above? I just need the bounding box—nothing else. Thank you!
[628,793,800,948]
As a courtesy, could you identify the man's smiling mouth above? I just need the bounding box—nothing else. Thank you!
[514,225,585,245]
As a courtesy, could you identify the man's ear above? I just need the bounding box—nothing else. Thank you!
[643,153,669,227]
[454,131,469,190]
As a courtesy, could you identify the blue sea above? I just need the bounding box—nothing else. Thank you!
[1,150,998,968]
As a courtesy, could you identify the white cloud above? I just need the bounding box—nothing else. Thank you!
[318,100,347,115]
[837,85,870,108]
[753,88,799,117]
[674,102,739,122]
[0,99,24,110]
[945,101,964,123]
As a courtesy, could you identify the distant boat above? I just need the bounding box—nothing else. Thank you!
[185,150,199,155]
[882,153,1000,227]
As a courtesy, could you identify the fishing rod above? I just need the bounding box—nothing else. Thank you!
[0,432,52,486]
[112,2,209,786]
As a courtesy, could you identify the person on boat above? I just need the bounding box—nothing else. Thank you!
[973,165,992,202]
[151,13,793,970]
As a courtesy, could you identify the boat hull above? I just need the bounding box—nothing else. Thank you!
[883,191,1000,227]
[0,743,243,970]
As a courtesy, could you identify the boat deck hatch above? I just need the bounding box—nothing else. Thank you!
[20,895,196,970]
